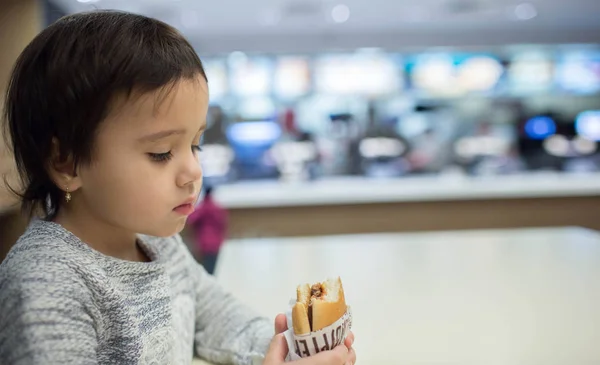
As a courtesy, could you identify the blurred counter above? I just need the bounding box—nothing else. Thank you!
[211,172,600,237]
[216,172,600,208]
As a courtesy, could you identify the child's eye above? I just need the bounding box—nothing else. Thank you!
[148,151,173,162]
[192,145,202,154]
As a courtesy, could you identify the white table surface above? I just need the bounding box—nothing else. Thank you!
[203,227,600,365]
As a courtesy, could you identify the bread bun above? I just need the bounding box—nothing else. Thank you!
[292,277,347,335]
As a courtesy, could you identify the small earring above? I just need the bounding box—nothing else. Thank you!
[65,187,72,203]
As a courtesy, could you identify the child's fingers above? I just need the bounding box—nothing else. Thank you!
[347,347,356,365]
[263,333,289,364]
[296,344,349,365]
[274,313,288,334]
[343,331,354,348]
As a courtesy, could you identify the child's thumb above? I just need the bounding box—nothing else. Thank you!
[263,334,289,364]
[274,313,288,334]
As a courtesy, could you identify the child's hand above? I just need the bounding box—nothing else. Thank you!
[264,314,356,365]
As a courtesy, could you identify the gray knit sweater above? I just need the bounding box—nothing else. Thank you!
[0,219,272,365]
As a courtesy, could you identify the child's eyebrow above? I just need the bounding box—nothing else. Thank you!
[138,129,186,143]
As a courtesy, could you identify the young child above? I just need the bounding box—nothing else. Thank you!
[0,11,355,365]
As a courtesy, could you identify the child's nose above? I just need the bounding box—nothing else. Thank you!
[177,152,203,187]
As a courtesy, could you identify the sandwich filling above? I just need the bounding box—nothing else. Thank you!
[308,283,325,330]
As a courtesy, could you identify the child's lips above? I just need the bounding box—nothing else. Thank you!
[173,203,194,215]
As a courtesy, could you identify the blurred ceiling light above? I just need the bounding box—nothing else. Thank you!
[573,137,598,155]
[228,51,248,66]
[331,4,350,23]
[454,136,510,158]
[514,3,537,20]
[524,116,556,140]
[543,135,570,157]
[199,144,234,177]
[575,111,600,141]
[356,47,384,54]
[359,138,406,158]
[227,122,282,145]
[456,56,503,92]
[272,142,318,163]
[412,55,455,95]
[77,0,99,3]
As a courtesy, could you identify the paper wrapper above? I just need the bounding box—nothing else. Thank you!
[283,299,353,361]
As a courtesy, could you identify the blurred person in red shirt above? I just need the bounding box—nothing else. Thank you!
[188,186,228,275]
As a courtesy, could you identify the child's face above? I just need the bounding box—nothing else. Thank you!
[75,77,208,237]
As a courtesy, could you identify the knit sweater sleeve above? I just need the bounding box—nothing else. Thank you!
[0,249,99,365]
[172,235,273,365]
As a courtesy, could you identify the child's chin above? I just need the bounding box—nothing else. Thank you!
[141,222,185,238]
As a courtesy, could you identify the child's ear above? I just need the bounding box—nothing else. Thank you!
[47,138,82,193]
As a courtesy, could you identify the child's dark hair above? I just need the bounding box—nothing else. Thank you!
[3,10,207,219]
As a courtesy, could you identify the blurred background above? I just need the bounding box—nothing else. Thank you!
[1,0,600,259]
